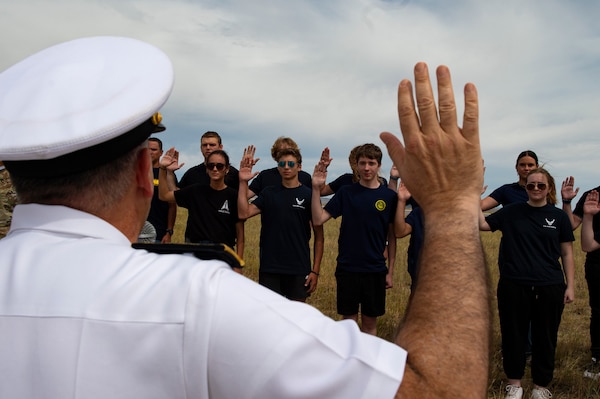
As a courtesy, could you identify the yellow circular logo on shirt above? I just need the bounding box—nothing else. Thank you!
[375,200,386,211]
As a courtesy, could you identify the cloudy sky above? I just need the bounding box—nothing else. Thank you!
[2,0,599,202]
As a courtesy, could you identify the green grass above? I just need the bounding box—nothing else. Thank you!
[173,208,600,398]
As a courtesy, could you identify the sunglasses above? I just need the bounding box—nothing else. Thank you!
[526,182,547,191]
[277,160,296,168]
[207,162,226,171]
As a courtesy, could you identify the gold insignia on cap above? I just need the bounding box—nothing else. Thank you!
[151,112,163,126]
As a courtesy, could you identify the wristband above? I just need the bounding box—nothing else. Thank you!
[562,199,572,204]
[165,229,174,235]
[389,176,399,181]
[310,270,319,276]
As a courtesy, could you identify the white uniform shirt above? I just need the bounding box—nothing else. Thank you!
[0,204,406,398]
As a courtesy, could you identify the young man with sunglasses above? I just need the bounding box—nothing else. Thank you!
[159,149,244,260]
[238,147,324,301]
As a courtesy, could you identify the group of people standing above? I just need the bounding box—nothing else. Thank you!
[152,130,398,336]
[474,149,600,399]
[149,129,600,399]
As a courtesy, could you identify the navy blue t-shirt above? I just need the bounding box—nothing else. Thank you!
[249,167,311,196]
[486,202,574,285]
[489,182,528,206]
[325,183,397,273]
[252,184,313,275]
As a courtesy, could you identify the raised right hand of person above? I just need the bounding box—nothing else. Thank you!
[561,176,579,202]
[584,190,600,215]
[239,145,259,182]
[160,147,183,171]
[380,63,482,212]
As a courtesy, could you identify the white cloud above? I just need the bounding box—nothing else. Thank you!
[1,0,600,200]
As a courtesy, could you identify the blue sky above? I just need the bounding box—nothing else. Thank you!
[2,0,600,202]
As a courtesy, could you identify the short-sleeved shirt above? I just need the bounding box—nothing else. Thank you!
[573,185,600,263]
[252,184,313,274]
[179,163,240,191]
[405,206,424,282]
[325,183,397,273]
[174,184,239,247]
[489,182,528,206]
[485,202,574,285]
[249,167,311,196]
[0,204,407,398]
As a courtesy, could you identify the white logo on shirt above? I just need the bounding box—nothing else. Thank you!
[543,218,556,229]
[219,200,231,215]
[293,197,306,209]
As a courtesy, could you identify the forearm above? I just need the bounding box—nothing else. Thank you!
[395,205,490,396]
[312,225,324,274]
[158,168,176,202]
[563,203,581,230]
[386,227,396,273]
[237,181,251,220]
[394,201,411,237]
[311,187,328,226]
[236,221,245,258]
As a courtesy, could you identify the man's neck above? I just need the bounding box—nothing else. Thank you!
[359,177,381,189]
[281,177,300,188]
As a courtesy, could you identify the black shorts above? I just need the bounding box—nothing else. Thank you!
[259,272,309,301]
[335,269,387,317]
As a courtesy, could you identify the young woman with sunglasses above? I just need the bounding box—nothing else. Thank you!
[479,168,575,399]
[481,150,539,211]
[159,149,244,263]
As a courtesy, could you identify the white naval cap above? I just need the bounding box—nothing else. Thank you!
[0,36,174,177]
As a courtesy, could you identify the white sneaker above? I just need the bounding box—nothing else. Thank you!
[505,384,523,399]
[531,387,552,399]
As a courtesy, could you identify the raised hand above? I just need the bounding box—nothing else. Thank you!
[160,147,184,171]
[239,145,260,183]
[380,63,482,212]
[561,176,579,202]
[584,190,600,216]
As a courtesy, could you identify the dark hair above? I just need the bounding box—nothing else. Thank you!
[207,149,230,166]
[201,131,222,145]
[516,150,538,167]
[354,143,382,165]
[148,137,163,151]
[277,147,302,164]
[527,167,556,205]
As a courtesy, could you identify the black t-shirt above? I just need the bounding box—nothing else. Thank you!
[249,167,311,196]
[174,184,239,247]
[486,202,574,285]
[179,163,239,191]
[147,167,176,240]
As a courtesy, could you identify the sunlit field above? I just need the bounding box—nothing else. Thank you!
[173,208,600,398]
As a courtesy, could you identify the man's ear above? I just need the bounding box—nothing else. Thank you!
[136,147,154,198]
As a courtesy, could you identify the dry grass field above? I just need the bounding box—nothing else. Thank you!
[173,208,600,398]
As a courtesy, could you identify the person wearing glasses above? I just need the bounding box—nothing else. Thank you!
[312,143,397,336]
[159,148,244,261]
[244,136,312,199]
[238,147,324,301]
[479,167,575,399]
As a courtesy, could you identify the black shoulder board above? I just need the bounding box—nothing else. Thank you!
[132,242,244,270]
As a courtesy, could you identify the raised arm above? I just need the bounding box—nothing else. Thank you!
[582,190,600,252]
[380,63,489,399]
[394,181,413,238]
[311,156,333,226]
[237,146,261,220]
[561,176,581,229]
[158,147,183,203]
